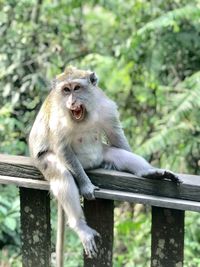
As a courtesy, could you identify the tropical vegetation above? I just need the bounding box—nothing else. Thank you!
[0,0,200,266]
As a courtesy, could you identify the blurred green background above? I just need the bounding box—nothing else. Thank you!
[0,0,200,266]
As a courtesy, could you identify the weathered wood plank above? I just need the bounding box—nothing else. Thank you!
[95,189,200,212]
[1,154,200,203]
[88,169,200,203]
[0,154,33,165]
[84,198,114,267]
[151,207,184,267]
[20,188,51,267]
[0,175,49,190]
[0,174,200,212]
[0,154,42,180]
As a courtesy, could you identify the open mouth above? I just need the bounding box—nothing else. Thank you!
[70,105,85,121]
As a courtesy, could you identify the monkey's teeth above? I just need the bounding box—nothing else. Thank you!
[71,106,84,120]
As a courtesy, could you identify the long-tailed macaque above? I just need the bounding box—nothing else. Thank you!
[29,66,180,258]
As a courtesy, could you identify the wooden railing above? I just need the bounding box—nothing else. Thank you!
[0,154,200,267]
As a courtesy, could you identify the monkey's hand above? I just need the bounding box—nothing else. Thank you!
[138,168,182,183]
[80,182,99,200]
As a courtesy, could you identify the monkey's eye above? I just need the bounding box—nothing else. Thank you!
[62,86,71,94]
[74,85,81,91]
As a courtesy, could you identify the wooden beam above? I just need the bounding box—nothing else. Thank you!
[0,154,42,180]
[95,189,200,212]
[1,154,200,203]
[0,175,49,190]
[84,198,114,267]
[0,174,200,212]
[20,188,51,267]
[151,207,184,267]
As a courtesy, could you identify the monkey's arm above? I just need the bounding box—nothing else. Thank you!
[60,145,98,199]
[103,112,131,152]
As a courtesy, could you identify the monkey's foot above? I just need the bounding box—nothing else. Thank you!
[77,224,100,258]
[139,168,182,183]
[80,182,99,200]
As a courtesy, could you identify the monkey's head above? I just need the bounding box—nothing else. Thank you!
[53,66,98,122]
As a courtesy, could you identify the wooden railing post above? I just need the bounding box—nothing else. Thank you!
[20,188,51,267]
[151,207,184,267]
[84,198,114,267]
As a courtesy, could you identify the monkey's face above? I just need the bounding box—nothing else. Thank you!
[56,70,98,122]
[61,81,86,121]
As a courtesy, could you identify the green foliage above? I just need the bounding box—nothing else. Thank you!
[114,204,151,267]
[137,5,200,36]
[0,186,19,238]
[0,105,27,155]
[0,186,20,266]
[1,0,200,265]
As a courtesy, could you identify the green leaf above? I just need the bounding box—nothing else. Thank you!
[5,217,17,231]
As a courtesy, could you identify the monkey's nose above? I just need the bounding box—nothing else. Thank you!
[70,103,80,110]
[66,99,76,109]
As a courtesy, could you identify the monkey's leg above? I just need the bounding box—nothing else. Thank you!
[50,173,99,258]
[103,147,180,183]
[38,153,100,258]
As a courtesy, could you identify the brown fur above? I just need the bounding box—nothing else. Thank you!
[56,66,91,82]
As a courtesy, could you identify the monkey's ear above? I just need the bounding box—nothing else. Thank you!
[89,72,98,86]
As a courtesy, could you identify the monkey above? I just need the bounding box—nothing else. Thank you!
[29,66,180,259]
